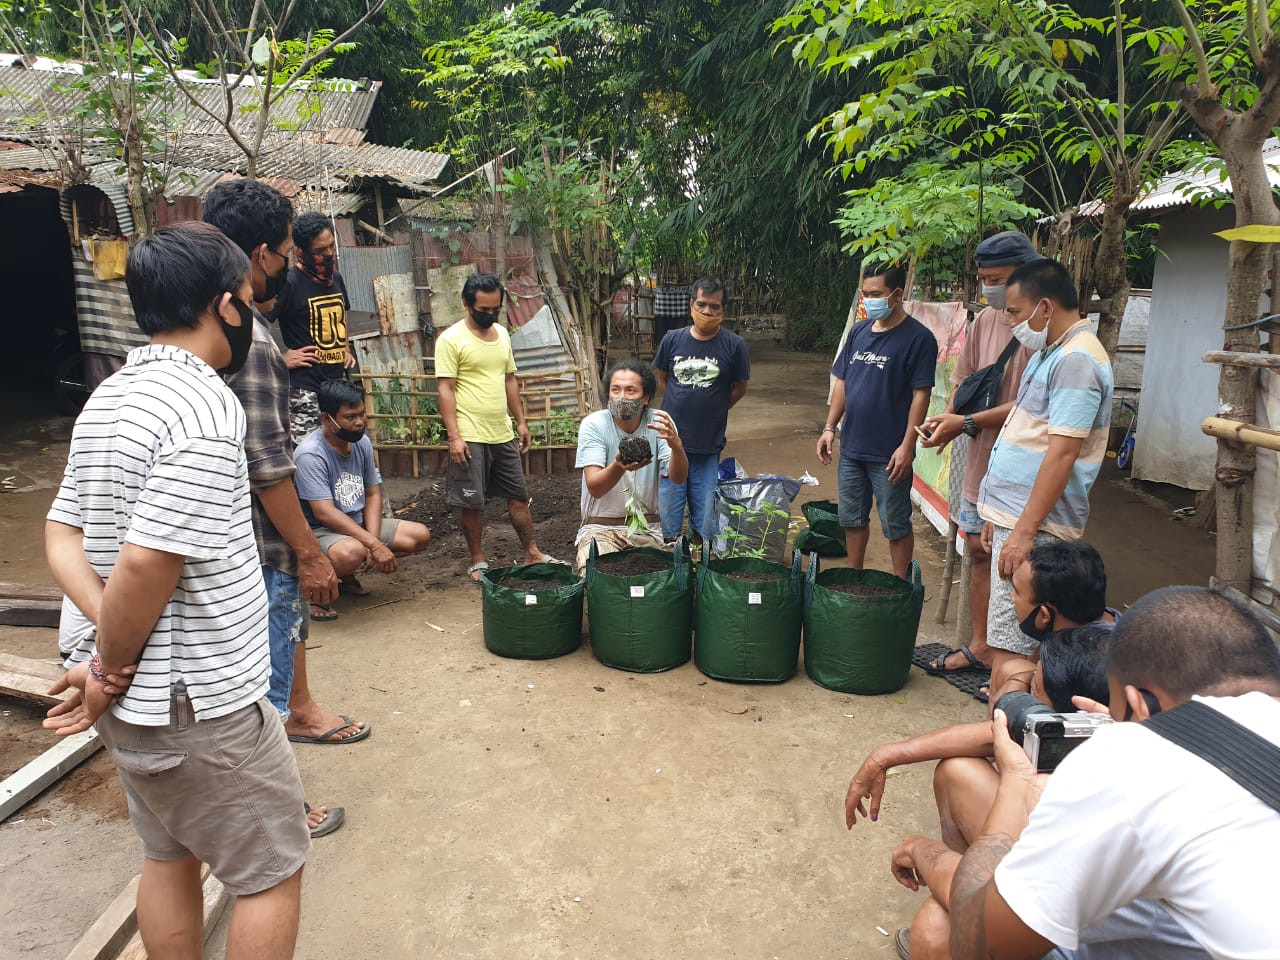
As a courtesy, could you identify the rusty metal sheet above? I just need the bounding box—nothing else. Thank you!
[373,273,418,335]
[350,330,423,378]
[339,244,414,313]
[427,264,475,329]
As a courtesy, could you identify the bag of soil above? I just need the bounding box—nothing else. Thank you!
[481,562,584,659]
[802,555,924,695]
[694,549,803,683]
[586,539,692,673]
[793,499,847,557]
[710,475,802,563]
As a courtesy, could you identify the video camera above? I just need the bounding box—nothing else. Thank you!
[996,691,1113,773]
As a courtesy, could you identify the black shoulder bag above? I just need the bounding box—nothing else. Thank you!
[1144,699,1280,814]
[952,336,1021,416]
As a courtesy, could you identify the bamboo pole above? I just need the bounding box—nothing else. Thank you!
[1201,416,1280,453]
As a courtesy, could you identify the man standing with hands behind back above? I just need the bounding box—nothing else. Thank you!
[436,273,559,583]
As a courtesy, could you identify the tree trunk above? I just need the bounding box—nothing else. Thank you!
[123,121,153,236]
[1092,194,1133,358]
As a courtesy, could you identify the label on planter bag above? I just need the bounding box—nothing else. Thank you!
[748,592,762,605]
[525,594,538,605]
[630,585,645,598]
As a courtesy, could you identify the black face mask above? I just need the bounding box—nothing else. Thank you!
[1018,604,1057,643]
[1123,689,1163,722]
[219,294,255,376]
[471,308,501,328]
[326,414,365,445]
[261,265,287,301]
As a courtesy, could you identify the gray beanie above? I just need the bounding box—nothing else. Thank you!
[975,230,1042,267]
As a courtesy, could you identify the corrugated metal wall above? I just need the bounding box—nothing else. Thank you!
[337,244,414,314]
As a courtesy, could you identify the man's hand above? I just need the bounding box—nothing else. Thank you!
[891,838,926,892]
[614,453,651,473]
[886,441,915,485]
[816,432,834,465]
[448,436,471,467]
[647,410,682,451]
[516,421,532,454]
[980,521,994,553]
[364,541,397,574]
[991,709,1050,810]
[921,413,963,450]
[283,346,320,369]
[344,346,357,369]
[1070,695,1110,716]
[845,751,890,828]
[42,660,132,737]
[297,550,338,606]
[998,526,1035,579]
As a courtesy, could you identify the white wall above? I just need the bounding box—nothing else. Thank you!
[1134,206,1239,490]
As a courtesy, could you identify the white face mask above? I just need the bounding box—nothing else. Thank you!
[981,283,1007,311]
[1012,302,1050,350]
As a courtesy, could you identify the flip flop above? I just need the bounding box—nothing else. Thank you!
[467,561,489,585]
[305,802,346,839]
[924,645,984,675]
[974,685,990,704]
[339,577,371,597]
[536,554,569,566]
[894,927,911,960]
[288,715,371,745]
[310,603,338,622]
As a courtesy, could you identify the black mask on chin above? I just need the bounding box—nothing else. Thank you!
[1018,604,1057,643]
[219,294,255,376]
[326,414,365,444]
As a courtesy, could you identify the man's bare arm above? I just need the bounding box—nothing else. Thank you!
[255,480,337,604]
[45,520,105,625]
[96,542,186,673]
[729,381,748,407]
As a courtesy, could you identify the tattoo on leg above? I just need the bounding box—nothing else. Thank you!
[949,831,1016,960]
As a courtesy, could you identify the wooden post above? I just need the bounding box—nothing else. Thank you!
[934,521,958,624]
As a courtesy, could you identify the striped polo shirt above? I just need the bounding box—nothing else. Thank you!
[48,344,270,726]
[977,321,1113,540]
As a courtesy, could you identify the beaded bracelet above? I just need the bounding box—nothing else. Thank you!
[88,653,111,685]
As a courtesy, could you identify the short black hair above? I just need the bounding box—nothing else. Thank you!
[1007,258,1079,311]
[1108,586,1280,699]
[317,378,365,416]
[202,178,293,255]
[126,223,250,335]
[1040,623,1114,711]
[293,211,334,252]
[461,272,505,307]
[690,277,726,302]
[605,358,657,401]
[862,262,907,292]
[1028,540,1107,624]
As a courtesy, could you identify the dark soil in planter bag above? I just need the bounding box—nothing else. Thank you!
[482,562,584,659]
[793,499,847,557]
[694,550,803,683]
[586,539,692,673]
[803,556,924,695]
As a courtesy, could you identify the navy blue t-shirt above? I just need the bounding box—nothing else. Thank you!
[654,326,751,455]
[831,315,937,462]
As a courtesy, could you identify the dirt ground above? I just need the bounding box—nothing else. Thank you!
[0,340,1215,960]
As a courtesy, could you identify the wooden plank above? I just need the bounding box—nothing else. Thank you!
[0,651,73,705]
[1203,350,1280,370]
[64,874,140,960]
[0,728,102,821]
[116,866,228,959]
[0,598,62,628]
[0,582,62,602]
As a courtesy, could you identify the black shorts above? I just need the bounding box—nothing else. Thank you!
[446,438,530,508]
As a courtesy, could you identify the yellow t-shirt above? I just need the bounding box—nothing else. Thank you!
[434,321,517,443]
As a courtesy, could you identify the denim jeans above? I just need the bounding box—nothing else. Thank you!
[659,452,720,541]
[262,566,302,718]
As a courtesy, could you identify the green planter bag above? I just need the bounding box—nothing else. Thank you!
[586,539,693,673]
[794,499,846,557]
[803,555,924,695]
[482,563,584,659]
[694,549,803,683]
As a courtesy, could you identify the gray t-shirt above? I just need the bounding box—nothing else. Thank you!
[575,407,670,521]
[293,429,381,528]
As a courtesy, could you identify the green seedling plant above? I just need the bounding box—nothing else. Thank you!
[624,488,653,535]
[720,501,792,560]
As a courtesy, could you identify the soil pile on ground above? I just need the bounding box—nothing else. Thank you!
[597,551,669,576]
[826,582,900,597]
[617,436,652,465]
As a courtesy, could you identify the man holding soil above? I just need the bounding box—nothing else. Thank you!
[574,359,687,572]
[436,273,561,582]
[653,277,750,543]
[918,230,1041,677]
[817,262,936,579]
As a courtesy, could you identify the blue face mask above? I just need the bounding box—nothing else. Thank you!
[864,296,892,322]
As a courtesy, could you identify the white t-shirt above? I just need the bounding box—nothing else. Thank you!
[575,408,671,521]
[995,692,1280,959]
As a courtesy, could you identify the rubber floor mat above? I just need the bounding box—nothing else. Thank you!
[912,642,991,699]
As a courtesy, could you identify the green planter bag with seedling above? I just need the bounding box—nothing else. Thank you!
[710,475,802,563]
[586,538,693,673]
[482,563,584,659]
[793,499,847,557]
[694,548,803,683]
[803,554,924,695]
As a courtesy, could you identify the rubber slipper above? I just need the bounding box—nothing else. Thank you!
[467,561,489,585]
[974,685,990,704]
[288,715,371,745]
[310,603,338,622]
[338,577,371,597]
[536,554,569,566]
[894,927,911,960]
[305,802,346,839]
[925,645,983,674]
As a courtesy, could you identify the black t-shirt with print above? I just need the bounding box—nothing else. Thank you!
[270,266,351,392]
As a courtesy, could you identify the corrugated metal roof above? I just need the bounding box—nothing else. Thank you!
[1077,137,1280,217]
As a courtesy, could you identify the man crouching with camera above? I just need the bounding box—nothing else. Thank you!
[899,586,1280,959]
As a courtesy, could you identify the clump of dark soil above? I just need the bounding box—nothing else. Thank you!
[723,570,782,583]
[618,436,652,465]
[826,582,901,597]
[597,551,669,576]
[497,577,574,592]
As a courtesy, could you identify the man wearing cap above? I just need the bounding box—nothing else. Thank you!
[918,231,1041,678]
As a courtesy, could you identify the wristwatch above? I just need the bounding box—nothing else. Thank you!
[962,415,980,438]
